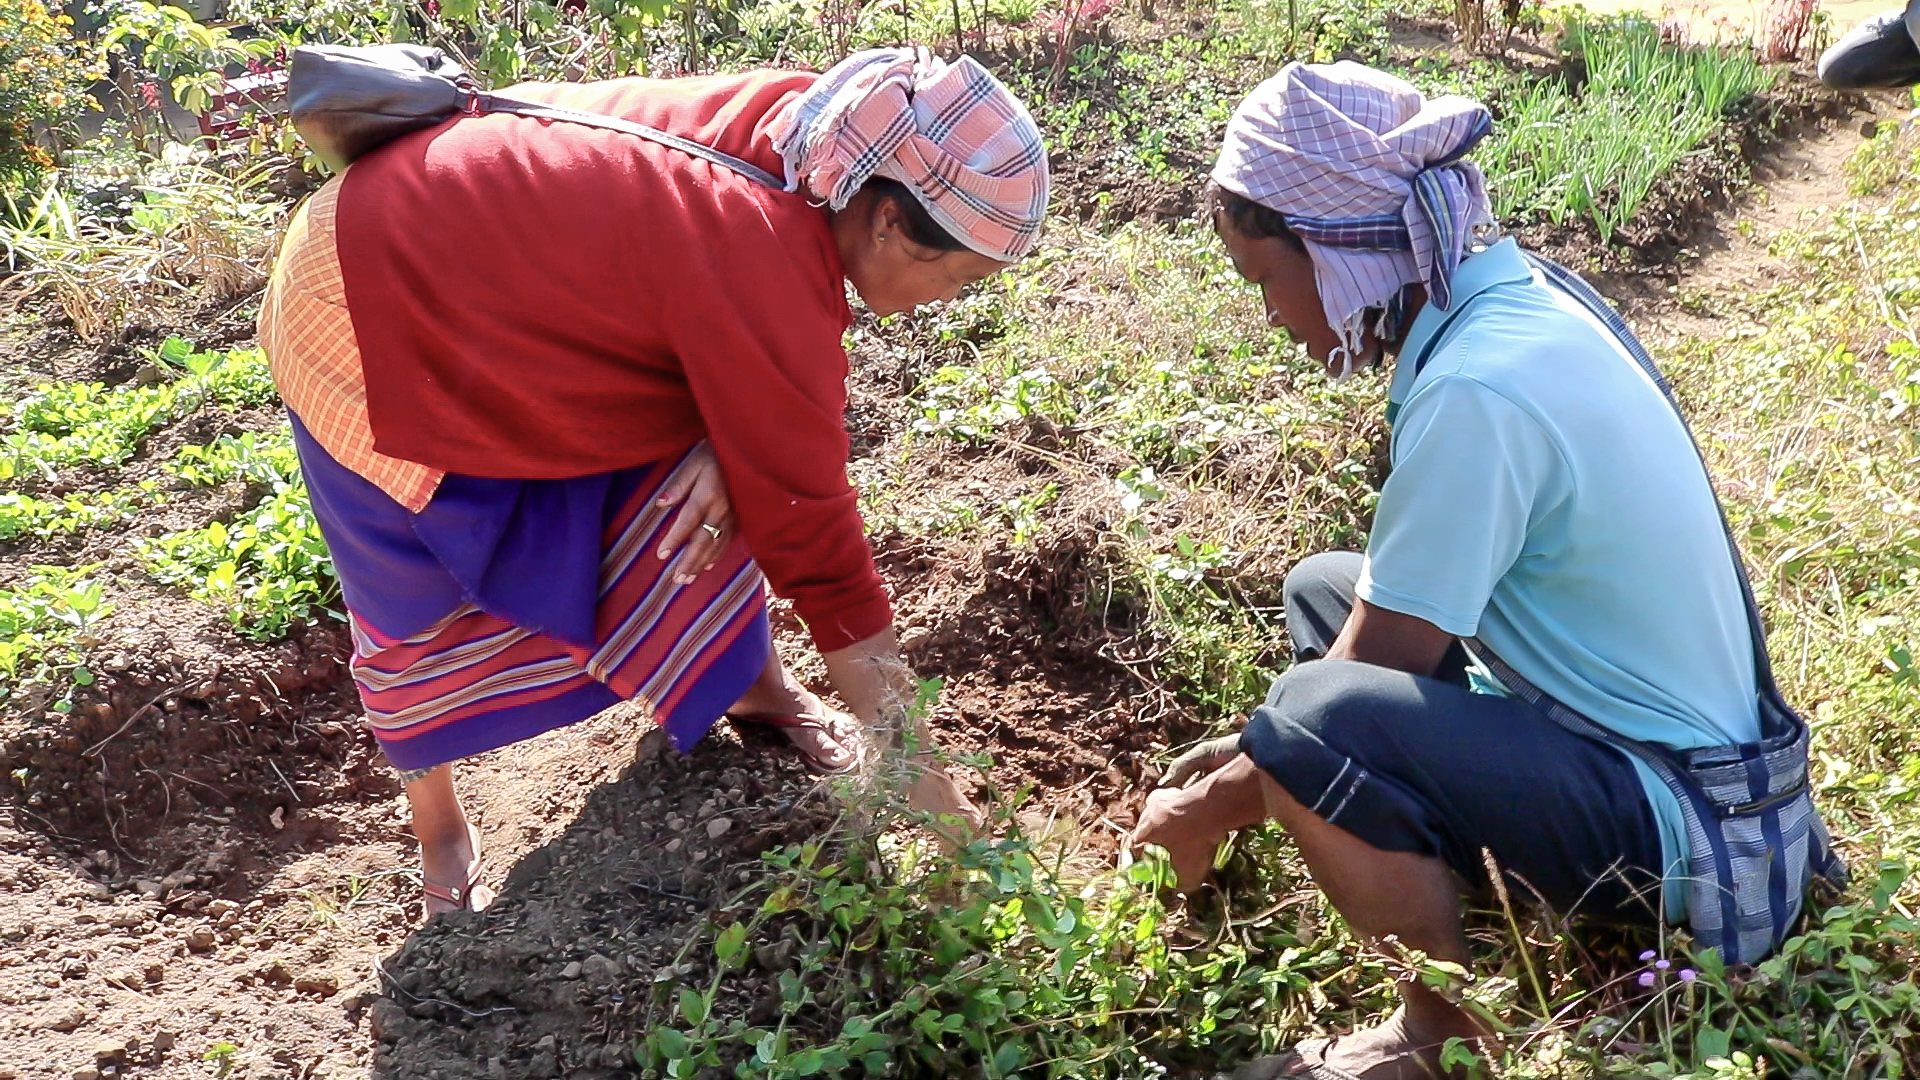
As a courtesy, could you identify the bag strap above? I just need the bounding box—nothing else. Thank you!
[1407,248,1786,713]
[467,89,786,190]
[1517,252,1786,702]
[1434,251,1782,961]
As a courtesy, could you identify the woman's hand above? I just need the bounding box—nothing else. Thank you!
[655,441,733,585]
[822,629,986,841]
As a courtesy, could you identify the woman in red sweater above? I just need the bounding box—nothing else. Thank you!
[260,48,1049,915]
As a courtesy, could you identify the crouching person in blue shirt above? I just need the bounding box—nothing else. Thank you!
[1129,62,1846,1080]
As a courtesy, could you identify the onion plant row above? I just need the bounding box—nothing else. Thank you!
[1477,15,1774,242]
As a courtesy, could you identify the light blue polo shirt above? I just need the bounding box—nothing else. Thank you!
[1356,237,1758,922]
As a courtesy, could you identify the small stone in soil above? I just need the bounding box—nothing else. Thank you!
[294,975,339,997]
[560,961,582,979]
[92,1041,125,1062]
[39,1003,89,1032]
[152,1030,177,1052]
[706,817,732,839]
[185,929,216,953]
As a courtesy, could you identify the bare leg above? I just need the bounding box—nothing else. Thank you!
[408,765,493,916]
[728,648,856,769]
[1131,755,1486,1079]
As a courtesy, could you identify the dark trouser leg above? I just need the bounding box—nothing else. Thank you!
[1284,550,1471,684]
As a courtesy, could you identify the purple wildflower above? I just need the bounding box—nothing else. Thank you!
[1679,969,1697,983]
[1639,949,1657,961]
[1638,970,1657,987]
[1655,959,1672,970]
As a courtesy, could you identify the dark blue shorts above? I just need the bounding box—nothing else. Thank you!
[1240,552,1666,922]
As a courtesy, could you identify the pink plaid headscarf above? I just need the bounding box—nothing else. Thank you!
[1212,62,1496,362]
[768,48,1050,262]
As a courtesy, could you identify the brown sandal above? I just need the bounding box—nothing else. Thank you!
[422,822,493,916]
[729,712,858,774]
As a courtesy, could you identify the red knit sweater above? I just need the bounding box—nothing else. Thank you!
[333,70,891,652]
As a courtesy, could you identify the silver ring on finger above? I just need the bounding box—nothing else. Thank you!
[700,522,723,540]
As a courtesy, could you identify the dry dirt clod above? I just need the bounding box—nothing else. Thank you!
[294,975,339,997]
[151,1030,177,1052]
[92,1041,125,1062]
[184,928,216,953]
[39,1003,89,1032]
[71,1069,99,1080]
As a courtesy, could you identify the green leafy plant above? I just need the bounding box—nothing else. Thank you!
[0,484,161,540]
[0,340,273,480]
[169,431,298,488]
[98,0,277,118]
[139,478,336,640]
[0,565,110,704]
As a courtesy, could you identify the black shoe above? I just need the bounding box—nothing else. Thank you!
[1819,1,1920,89]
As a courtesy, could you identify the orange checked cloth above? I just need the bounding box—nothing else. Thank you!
[260,175,444,512]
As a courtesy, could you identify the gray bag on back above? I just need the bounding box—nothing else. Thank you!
[286,43,782,186]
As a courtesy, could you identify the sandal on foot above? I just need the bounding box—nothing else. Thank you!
[729,712,857,774]
[422,822,493,916]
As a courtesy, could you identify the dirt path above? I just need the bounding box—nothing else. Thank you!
[1607,91,1905,337]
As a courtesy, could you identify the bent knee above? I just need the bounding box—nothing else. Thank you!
[1256,658,1404,736]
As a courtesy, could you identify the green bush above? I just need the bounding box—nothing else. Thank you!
[0,0,99,196]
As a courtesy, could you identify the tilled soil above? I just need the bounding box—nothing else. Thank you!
[0,477,1168,1080]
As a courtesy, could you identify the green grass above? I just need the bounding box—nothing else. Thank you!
[1475,16,1774,241]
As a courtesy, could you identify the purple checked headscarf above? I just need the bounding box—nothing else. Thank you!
[1212,62,1496,372]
